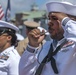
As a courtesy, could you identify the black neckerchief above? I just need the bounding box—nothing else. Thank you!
[35,39,68,75]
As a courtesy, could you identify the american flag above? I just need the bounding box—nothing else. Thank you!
[0,4,4,20]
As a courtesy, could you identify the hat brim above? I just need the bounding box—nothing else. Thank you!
[24,21,40,28]
[0,20,19,32]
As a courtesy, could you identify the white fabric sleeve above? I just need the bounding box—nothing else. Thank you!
[8,58,19,75]
[19,45,39,75]
[62,17,76,42]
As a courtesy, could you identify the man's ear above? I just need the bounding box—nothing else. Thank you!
[7,35,12,41]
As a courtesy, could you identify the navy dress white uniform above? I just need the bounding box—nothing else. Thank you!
[0,20,20,75]
[0,46,20,75]
[19,2,76,75]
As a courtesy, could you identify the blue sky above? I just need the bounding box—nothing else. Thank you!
[0,0,76,19]
[35,0,47,6]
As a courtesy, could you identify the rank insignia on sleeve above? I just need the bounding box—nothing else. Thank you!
[62,41,75,48]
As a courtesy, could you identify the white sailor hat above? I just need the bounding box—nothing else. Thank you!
[24,21,40,28]
[0,20,19,33]
[46,1,76,16]
[16,33,24,41]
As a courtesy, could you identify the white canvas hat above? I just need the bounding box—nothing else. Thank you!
[0,20,19,32]
[46,1,76,16]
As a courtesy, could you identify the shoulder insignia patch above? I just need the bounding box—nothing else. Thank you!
[0,54,9,60]
[62,41,75,48]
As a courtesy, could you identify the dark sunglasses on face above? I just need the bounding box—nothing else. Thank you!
[0,29,10,36]
[0,29,6,36]
[0,28,15,36]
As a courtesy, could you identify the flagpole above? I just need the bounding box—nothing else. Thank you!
[5,0,11,22]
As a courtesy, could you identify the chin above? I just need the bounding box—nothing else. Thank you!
[51,35,57,40]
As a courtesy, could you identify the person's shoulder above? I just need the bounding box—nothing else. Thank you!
[16,37,29,50]
[24,37,29,43]
[18,37,28,44]
[8,49,20,61]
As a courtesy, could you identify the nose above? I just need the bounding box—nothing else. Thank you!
[48,21,54,27]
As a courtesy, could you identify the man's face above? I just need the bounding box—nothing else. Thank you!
[47,13,64,40]
[0,32,12,52]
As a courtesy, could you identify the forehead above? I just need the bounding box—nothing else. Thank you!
[48,12,55,16]
[48,12,53,17]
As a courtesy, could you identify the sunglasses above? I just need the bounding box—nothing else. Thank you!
[0,28,15,36]
[0,29,6,36]
[0,28,11,36]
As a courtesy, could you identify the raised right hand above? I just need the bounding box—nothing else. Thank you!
[28,28,45,47]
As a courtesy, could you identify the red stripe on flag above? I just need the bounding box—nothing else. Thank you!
[0,4,4,20]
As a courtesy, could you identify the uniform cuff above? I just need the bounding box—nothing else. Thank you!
[26,44,39,53]
[62,17,71,26]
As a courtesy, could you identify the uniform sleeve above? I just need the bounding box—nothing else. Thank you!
[8,56,20,75]
[62,17,76,42]
[19,45,39,75]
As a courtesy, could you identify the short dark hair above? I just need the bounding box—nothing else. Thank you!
[7,32,17,47]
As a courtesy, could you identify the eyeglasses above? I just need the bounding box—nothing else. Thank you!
[0,30,5,36]
[0,34,9,37]
[0,28,15,36]
[0,29,9,36]
[0,29,8,36]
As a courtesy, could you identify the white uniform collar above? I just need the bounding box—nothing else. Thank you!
[57,38,66,47]
[0,46,14,55]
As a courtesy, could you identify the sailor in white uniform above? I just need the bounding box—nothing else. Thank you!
[19,2,76,75]
[0,20,20,75]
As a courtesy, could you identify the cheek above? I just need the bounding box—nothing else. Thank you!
[0,37,7,43]
[54,21,61,31]
[52,26,60,36]
[0,39,4,47]
[0,37,4,41]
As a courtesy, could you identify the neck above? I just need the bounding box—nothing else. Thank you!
[57,36,64,41]
[0,44,11,53]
